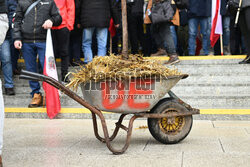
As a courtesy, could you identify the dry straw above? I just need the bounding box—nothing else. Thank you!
[67,55,182,91]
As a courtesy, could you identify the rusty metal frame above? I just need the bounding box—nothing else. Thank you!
[19,70,200,155]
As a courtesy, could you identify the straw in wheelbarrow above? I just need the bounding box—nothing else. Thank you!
[67,54,183,91]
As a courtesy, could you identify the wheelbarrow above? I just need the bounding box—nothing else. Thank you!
[20,70,200,155]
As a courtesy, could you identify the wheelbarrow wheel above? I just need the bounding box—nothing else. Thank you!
[148,99,193,144]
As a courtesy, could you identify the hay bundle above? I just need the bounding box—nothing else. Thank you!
[67,55,182,90]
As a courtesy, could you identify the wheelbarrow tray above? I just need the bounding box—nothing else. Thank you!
[81,75,188,113]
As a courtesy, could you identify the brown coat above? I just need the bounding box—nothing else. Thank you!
[144,0,152,24]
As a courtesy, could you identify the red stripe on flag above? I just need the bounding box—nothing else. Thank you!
[43,59,61,119]
[210,0,220,47]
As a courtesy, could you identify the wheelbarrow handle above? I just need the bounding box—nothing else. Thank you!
[20,70,49,82]
[19,75,42,82]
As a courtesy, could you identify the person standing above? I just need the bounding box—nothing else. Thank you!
[13,0,62,108]
[69,0,83,66]
[150,0,180,65]
[127,0,145,54]
[80,0,120,64]
[0,0,17,96]
[188,0,211,56]
[0,0,9,165]
[238,0,250,64]
[52,0,75,82]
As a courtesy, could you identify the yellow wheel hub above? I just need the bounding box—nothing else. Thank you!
[158,109,185,135]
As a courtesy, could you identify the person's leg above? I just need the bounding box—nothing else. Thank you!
[82,28,94,63]
[188,18,199,55]
[170,25,178,50]
[0,80,4,159]
[223,16,230,47]
[128,13,139,54]
[0,40,14,89]
[160,23,179,64]
[207,17,212,54]
[136,14,145,54]
[96,28,108,56]
[160,23,176,55]
[53,28,70,80]
[36,42,46,72]
[144,24,153,57]
[223,16,231,54]
[199,17,209,55]
[22,43,40,96]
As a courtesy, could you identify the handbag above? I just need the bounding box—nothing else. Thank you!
[151,1,174,24]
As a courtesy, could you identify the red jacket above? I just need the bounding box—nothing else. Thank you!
[53,0,75,31]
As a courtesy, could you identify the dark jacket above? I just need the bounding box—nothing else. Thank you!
[0,0,7,13]
[188,0,211,17]
[131,0,144,14]
[13,0,62,43]
[80,0,120,28]
[221,0,229,16]
[6,0,17,39]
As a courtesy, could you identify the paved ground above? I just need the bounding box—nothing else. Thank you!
[2,119,250,167]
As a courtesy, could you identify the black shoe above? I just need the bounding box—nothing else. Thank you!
[5,88,15,96]
[239,55,250,64]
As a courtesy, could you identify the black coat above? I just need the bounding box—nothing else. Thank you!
[13,0,62,42]
[188,0,211,17]
[80,0,120,28]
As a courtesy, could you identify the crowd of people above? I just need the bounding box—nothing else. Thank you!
[0,0,249,106]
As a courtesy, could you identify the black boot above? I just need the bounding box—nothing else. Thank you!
[239,55,250,64]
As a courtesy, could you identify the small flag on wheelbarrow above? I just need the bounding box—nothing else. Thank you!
[43,29,61,119]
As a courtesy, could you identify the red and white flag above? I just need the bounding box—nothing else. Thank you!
[210,0,223,47]
[43,29,61,119]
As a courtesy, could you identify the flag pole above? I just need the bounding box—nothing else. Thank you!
[220,34,223,56]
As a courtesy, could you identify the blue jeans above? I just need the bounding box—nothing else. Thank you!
[82,28,108,63]
[0,40,14,88]
[223,16,230,47]
[188,17,209,55]
[22,42,45,97]
[170,26,178,49]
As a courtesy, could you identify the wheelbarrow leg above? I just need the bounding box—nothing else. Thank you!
[92,110,140,154]
[91,113,129,142]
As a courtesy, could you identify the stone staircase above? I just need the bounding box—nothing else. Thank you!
[2,57,250,119]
